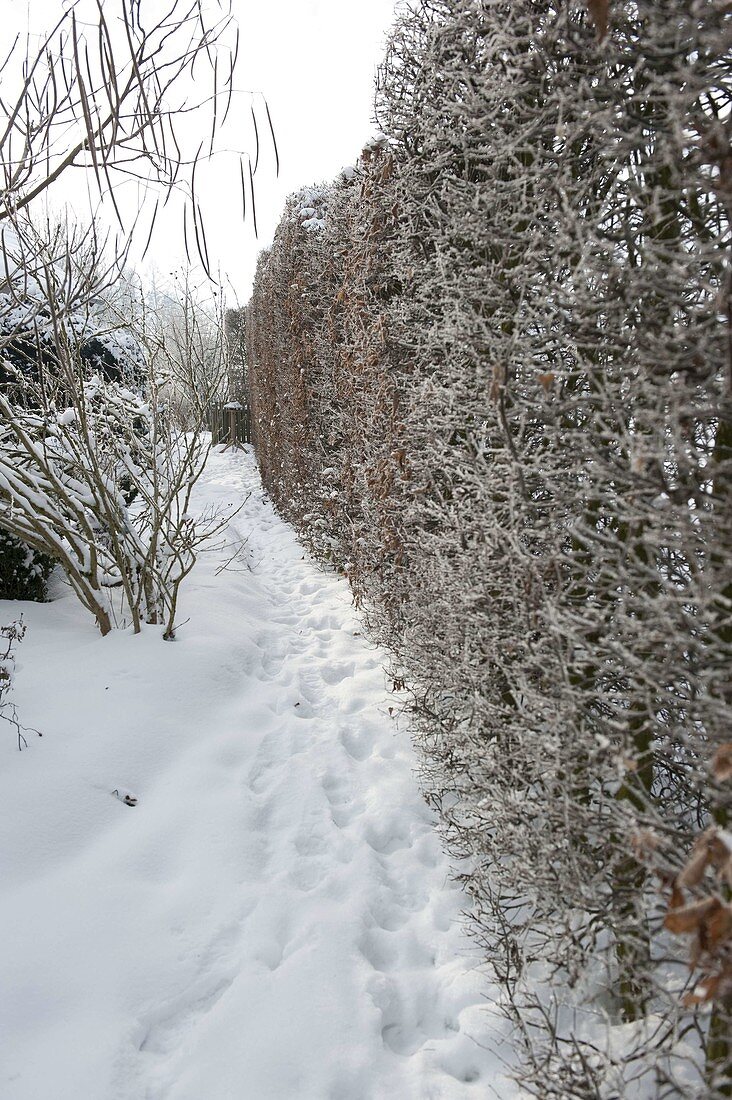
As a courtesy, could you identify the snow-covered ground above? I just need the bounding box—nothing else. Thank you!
[0,445,518,1100]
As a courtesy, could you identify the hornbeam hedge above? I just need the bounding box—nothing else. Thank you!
[246,2,732,1094]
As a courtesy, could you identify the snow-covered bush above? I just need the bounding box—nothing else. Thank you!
[246,148,402,574]
[0,1,239,637]
[0,221,228,638]
[0,531,54,603]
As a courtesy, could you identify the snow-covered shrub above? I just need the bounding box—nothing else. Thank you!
[246,183,346,556]
[375,3,730,1091]
[0,342,220,638]
[0,531,54,602]
[0,298,145,401]
[0,224,148,605]
[0,222,226,638]
[246,1,731,1093]
[0,1,242,637]
[246,149,403,575]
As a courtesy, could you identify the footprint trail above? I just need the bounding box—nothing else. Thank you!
[0,445,519,1100]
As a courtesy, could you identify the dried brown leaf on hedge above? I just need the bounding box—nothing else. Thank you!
[683,973,723,1007]
[586,0,610,41]
[664,895,722,935]
[664,893,732,996]
[676,826,732,889]
[678,832,715,888]
[705,903,732,950]
[712,743,732,782]
[669,882,686,911]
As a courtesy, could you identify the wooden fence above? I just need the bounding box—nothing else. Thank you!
[208,402,252,447]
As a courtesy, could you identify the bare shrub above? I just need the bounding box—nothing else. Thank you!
[0,1,242,636]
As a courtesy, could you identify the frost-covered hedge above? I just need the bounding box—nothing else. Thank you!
[246,152,403,575]
[246,2,732,1094]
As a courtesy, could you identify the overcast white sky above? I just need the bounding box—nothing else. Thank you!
[1,0,399,304]
[143,0,400,302]
[219,0,398,300]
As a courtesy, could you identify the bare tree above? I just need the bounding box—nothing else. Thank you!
[142,270,229,429]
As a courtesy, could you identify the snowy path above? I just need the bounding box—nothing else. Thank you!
[0,446,517,1100]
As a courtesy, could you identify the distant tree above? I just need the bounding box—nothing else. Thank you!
[225,307,248,405]
[141,270,229,430]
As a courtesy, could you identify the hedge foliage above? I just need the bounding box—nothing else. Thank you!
[246,2,732,1093]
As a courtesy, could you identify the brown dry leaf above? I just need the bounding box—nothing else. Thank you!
[538,372,555,392]
[712,744,732,782]
[664,895,721,934]
[630,828,659,861]
[705,903,732,949]
[669,882,686,911]
[586,0,610,41]
[683,974,722,1007]
[378,156,394,184]
[722,857,732,891]
[708,832,732,871]
[678,833,713,888]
